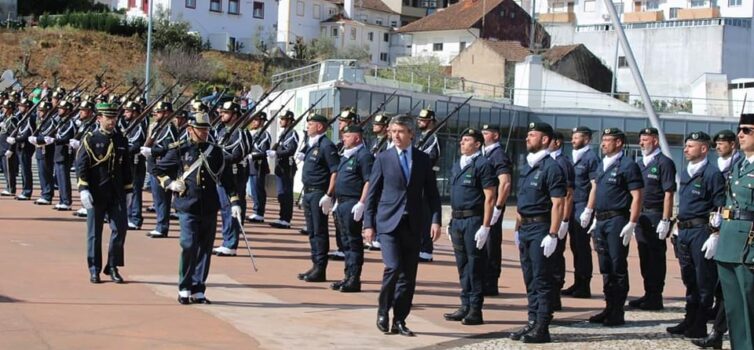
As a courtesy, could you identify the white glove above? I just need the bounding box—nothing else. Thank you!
[332,200,339,213]
[266,150,277,159]
[541,234,558,257]
[657,219,671,240]
[231,205,242,220]
[140,146,152,158]
[319,194,333,214]
[126,193,133,207]
[6,136,15,144]
[4,150,11,157]
[587,219,597,235]
[167,180,185,193]
[351,201,365,222]
[69,139,80,149]
[491,206,503,225]
[558,221,568,240]
[579,208,593,228]
[43,136,55,145]
[294,151,305,163]
[711,212,722,229]
[701,234,719,260]
[80,190,94,209]
[620,222,636,246]
[514,230,520,248]
[474,226,491,250]
[27,136,36,144]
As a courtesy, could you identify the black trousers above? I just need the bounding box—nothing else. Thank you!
[635,211,667,296]
[303,190,329,268]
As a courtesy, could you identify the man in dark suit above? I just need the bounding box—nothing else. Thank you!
[363,115,442,337]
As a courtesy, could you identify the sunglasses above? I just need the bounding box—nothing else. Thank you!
[738,126,754,135]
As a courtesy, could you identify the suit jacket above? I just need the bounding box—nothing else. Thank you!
[364,146,441,234]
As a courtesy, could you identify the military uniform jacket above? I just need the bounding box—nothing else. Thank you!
[450,154,496,211]
[16,112,36,152]
[217,125,251,169]
[638,152,677,209]
[0,110,18,153]
[483,143,512,180]
[371,135,391,156]
[516,155,567,217]
[31,114,56,160]
[75,116,99,141]
[417,132,440,169]
[146,122,177,173]
[124,118,148,166]
[572,148,599,204]
[53,116,75,163]
[678,162,725,220]
[718,157,754,264]
[272,130,299,176]
[334,145,374,199]
[595,155,644,212]
[75,128,133,201]
[153,141,241,214]
[552,151,575,190]
[302,135,339,189]
[248,129,270,176]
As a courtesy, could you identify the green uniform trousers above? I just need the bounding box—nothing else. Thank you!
[718,261,754,350]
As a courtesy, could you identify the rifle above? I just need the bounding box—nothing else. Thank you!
[271,93,327,151]
[358,90,397,127]
[8,98,44,138]
[94,67,108,88]
[218,89,285,146]
[206,87,228,126]
[741,93,748,115]
[408,100,423,115]
[67,79,86,95]
[246,93,295,141]
[123,80,181,135]
[237,90,287,133]
[416,95,473,148]
[170,84,192,105]
[142,97,192,148]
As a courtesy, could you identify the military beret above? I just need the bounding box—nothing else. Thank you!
[740,113,754,126]
[188,112,211,128]
[153,101,173,112]
[685,131,711,143]
[460,127,483,143]
[280,110,295,120]
[339,108,359,122]
[307,113,328,124]
[572,126,592,136]
[481,124,499,133]
[713,130,736,142]
[79,100,94,110]
[2,100,15,109]
[342,125,363,134]
[417,108,436,120]
[96,102,118,117]
[552,131,565,141]
[37,101,52,111]
[602,127,625,140]
[251,111,267,121]
[373,113,391,125]
[639,127,659,136]
[528,122,554,138]
[123,101,141,111]
[219,101,241,114]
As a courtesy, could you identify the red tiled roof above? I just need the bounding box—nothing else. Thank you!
[398,0,505,33]
[481,39,531,62]
[542,44,582,64]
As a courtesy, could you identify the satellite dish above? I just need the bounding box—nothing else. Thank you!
[0,70,16,91]
[249,85,264,101]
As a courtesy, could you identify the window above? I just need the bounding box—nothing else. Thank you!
[380,53,388,62]
[669,7,680,18]
[359,14,368,22]
[645,0,659,10]
[376,17,384,25]
[332,27,338,37]
[383,33,389,42]
[329,7,336,15]
[129,0,136,8]
[296,1,305,16]
[313,4,321,19]
[185,0,196,8]
[729,0,742,5]
[253,1,264,18]
[460,41,467,51]
[618,56,628,68]
[210,0,221,12]
[391,20,398,27]
[228,0,240,14]
[583,0,595,12]
[433,42,443,51]
[368,32,374,41]
[351,28,357,40]
[690,0,706,7]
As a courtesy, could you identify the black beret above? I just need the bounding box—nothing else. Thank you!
[552,131,565,141]
[460,127,483,143]
[342,125,363,134]
[572,126,592,137]
[685,131,711,143]
[602,127,625,139]
[481,124,499,133]
[528,122,554,138]
[307,113,328,124]
[639,127,659,136]
[713,130,736,142]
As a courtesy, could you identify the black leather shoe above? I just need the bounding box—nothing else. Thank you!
[510,321,535,340]
[561,283,578,296]
[177,296,191,305]
[339,276,361,293]
[108,267,124,284]
[552,296,562,311]
[299,229,308,236]
[691,330,723,349]
[443,306,469,321]
[588,307,609,324]
[90,273,101,284]
[628,295,647,308]
[303,266,326,282]
[522,322,551,343]
[376,314,389,333]
[638,298,664,310]
[461,308,484,325]
[666,319,689,335]
[190,297,212,304]
[391,321,415,336]
[330,277,348,291]
[297,266,315,280]
[603,309,625,327]
[571,287,592,299]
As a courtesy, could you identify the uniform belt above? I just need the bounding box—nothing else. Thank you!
[677,217,708,229]
[336,195,360,202]
[596,210,628,221]
[452,208,483,219]
[642,207,663,213]
[520,214,550,225]
[305,187,327,193]
[722,208,754,221]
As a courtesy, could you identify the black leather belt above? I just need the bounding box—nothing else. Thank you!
[677,217,708,229]
[722,208,754,221]
[452,208,483,219]
[337,196,359,202]
[520,214,550,225]
[596,210,629,221]
[642,207,663,213]
[304,187,327,193]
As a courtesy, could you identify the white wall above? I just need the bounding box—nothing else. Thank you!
[407,29,480,65]
[321,21,392,66]
[278,0,339,52]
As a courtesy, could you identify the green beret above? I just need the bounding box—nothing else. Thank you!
[685,131,711,143]
[342,125,363,134]
[713,130,736,142]
[307,113,328,124]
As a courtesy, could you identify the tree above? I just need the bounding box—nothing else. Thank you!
[156,48,215,83]
[253,26,278,76]
[42,53,62,87]
[18,36,35,77]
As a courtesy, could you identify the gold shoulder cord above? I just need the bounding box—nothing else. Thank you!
[83,133,114,167]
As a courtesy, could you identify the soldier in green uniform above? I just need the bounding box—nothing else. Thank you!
[717,113,754,350]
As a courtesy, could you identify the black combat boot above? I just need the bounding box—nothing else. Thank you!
[510,320,535,340]
[443,306,469,321]
[461,307,484,325]
[522,320,551,343]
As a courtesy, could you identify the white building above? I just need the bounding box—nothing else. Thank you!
[0,0,17,20]
[106,0,278,54]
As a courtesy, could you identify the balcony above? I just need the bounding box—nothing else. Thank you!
[677,7,721,19]
[623,10,664,23]
[538,12,576,23]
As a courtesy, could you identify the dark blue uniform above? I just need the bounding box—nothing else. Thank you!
[568,147,599,289]
[124,118,148,227]
[635,152,677,304]
[75,128,132,275]
[15,113,36,198]
[593,155,643,320]
[30,113,56,202]
[153,140,241,295]
[301,135,340,269]
[676,161,725,332]
[551,150,575,308]
[217,126,252,250]
[418,131,440,258]
[272,130,299,225]
[517,154,567,325]
[147,123,177,236]
[482,143,512,293]
[449,154,496,312]
[1,110,19,195]
[248,129,271,218]
[334,145,373,280]
[53,116,75,207]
